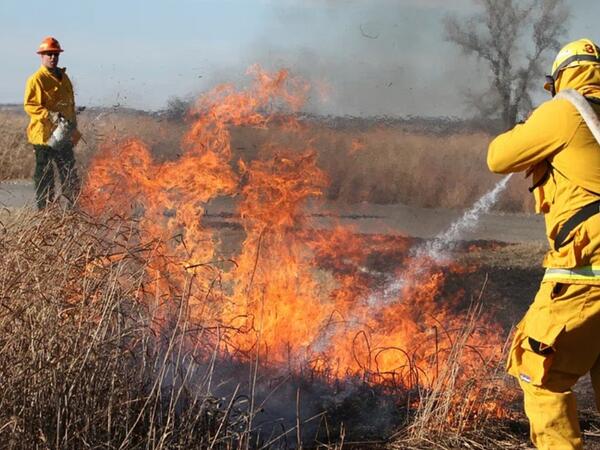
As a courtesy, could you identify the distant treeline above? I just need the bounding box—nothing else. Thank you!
[0,102,504,136]
[294,113,504,135]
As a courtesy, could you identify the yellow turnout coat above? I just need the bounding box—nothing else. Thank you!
[488,65,600,283]
[488,64,600,450]
[24,65,76,145]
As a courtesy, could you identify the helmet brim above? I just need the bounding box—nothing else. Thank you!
[37,48,64,54]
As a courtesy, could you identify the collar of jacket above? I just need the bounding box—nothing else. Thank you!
[40,65,66,79]
[556,64,600,98]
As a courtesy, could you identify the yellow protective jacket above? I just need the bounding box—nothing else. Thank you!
[24,65,76,145]
[488,65,600,284]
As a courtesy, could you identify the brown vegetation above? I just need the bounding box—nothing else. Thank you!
[0,111,33,179]
[0,208,254,449]
[241,123,534,211]
[0,109,533,213]
[0,207,530,449]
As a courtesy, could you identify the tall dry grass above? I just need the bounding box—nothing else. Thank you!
[0,109,185,181]
[391,280,521,449]
[0,109,533,212]
[2,206,374,449]
[0,207,258,449]
[0,202,527,448]
[239,124,533,211]
[0,111,33,179]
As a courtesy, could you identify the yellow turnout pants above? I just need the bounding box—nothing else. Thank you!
[508,282,600,450]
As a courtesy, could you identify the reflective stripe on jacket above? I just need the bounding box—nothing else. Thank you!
[24,65,76,145]
[487,64,600,284]
[544,266,600,282]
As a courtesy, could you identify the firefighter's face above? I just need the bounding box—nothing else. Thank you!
[40,52,60,69]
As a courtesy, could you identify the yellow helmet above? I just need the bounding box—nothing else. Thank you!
[544,38,600,93]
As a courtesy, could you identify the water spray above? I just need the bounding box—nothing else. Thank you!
[370,173,514,305]
[417,173,514,261]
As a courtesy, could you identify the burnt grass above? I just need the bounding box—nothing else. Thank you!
[310,233,600,448]
[208,221,600,449]
[213,224,588,448]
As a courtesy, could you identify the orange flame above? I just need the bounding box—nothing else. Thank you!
[81,66,507,418]
[349,138,366,154]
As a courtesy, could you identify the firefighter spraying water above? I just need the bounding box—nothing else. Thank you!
[488,38,600,450]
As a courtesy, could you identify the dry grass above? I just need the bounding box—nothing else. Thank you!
[0,205,531,449]
[0,207,257,449]
[2,206,375,449]
[390,280,522,450]
[0,109,185,182]
[232,122,533,212]
[0,109,533,212]
[0,111,33,179]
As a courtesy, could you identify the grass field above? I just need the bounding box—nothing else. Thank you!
[0,205,549,449]
[1,106,577,449]
[0,109,533,213]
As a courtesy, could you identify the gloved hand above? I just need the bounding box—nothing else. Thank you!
[48,111,63,124]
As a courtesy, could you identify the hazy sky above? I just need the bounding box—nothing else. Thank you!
[3,0,599,116]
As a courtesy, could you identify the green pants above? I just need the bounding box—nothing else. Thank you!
[33,144,80,210]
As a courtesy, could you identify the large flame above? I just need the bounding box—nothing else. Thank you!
[81,66,505,415]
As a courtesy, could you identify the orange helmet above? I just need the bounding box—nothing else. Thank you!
[36,36,63,54]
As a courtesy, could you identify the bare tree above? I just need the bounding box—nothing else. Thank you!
[444,0,569,129]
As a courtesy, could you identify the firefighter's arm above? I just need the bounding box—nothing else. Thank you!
[487,101,568,174]
[64,74,77,127]
[61,74,81,145]
[23,77,50,121]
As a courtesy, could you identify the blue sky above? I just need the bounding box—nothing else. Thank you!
[2,0,599,116]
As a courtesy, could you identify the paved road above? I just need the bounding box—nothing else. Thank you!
[0,180,33,209]
[0,179,546,243]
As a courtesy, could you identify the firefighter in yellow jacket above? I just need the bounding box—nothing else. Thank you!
[488,38,600,450]
[24,36,80,209]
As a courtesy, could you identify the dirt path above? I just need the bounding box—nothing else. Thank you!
[0,179,546,244]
